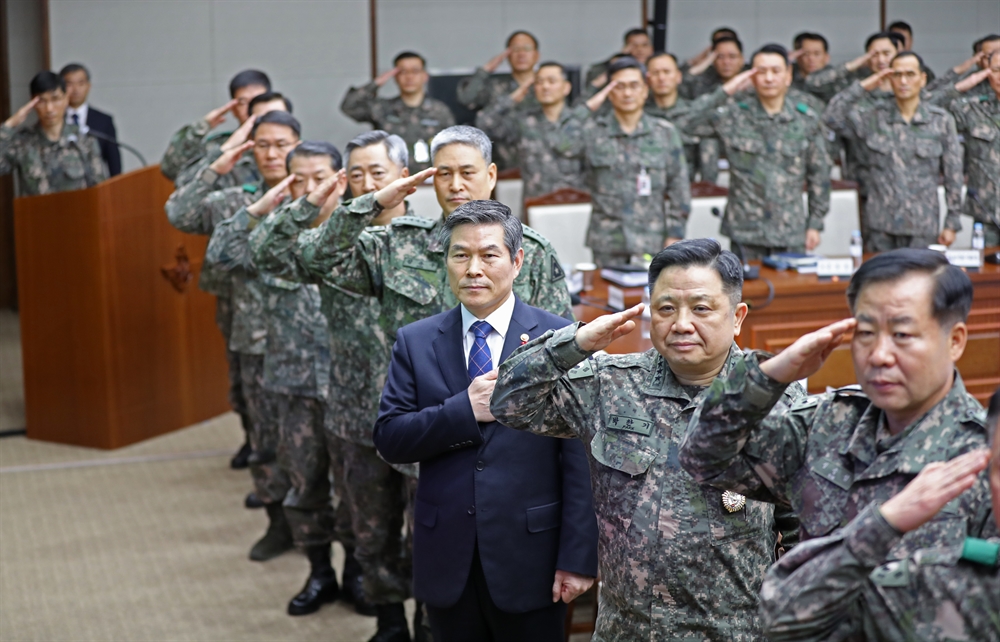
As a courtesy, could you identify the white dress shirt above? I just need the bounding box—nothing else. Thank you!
[66,103,90,132]
[460,292,515,372]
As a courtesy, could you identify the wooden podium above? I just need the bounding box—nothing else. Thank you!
[14,166,230,448]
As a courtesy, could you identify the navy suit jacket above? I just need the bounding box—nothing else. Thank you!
[86,106,121,176]
[374,296,598,613]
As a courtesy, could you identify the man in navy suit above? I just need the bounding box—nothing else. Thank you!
[374,200,598,642]
[61,63,121,176]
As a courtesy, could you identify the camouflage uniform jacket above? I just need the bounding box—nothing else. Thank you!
[248,202,414,446]
[824,82,963,235]
[0,122,107,196]
[458,68,539,170]
[475,95,583,198]
[645,96,717,183]
[673,88,831,248]
[939,89,1000,228]
[165,167,264,296]
[208,205,328,399]
[491,330,803,641]
[556,105,691,255]
[680,352,995,557]
[760,504,1000,641]
[251,192,573,347]
[160,118,233,183]
[340,83,456,173]
[679,65,725,100]
[202,183,273,355]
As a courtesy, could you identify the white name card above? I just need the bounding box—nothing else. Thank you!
[945,250,982,269]
[607,285,625,311]
[816,259,854,278]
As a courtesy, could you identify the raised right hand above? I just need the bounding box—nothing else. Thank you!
[689,50,717,76]
[511,77,535,103]
[845,50,876,73]
[208,140,254,175]
[3,97,39,129]
[247,175,296,218]
[576,304,644,352]
[788,48,804,63]
[586,80,618,112]
[468,369,498,422]
[952,51,986,76]
[220,114,257,152]
[374,167,437,210]
[374,67,400,87]
[759,318,856,383]
[879,449,990,533]
[955,68,991,93]
[204,99,239,128]
[485,48,512,73]
[722,68,757,96]
[859,68,892,92]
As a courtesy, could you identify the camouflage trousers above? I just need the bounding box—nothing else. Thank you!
[238,354,290,505]
[215,297,247,419]
[863,231,938,254]
[590,250,634,269]
[339,438,418,605]
[978,219,1000,247]
[698,136,720,185]
[739,244,805,262]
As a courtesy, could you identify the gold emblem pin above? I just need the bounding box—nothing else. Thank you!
[520,333,529,345]
[722,490,746,513]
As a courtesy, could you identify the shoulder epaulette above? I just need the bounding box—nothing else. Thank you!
[390,215,436,229]
[567,359,595,380]
[522,224,553,246]
[925,104,948,116]
[241,183,259,194]
[789,395,821,411]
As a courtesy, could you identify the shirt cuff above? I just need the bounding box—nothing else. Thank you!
[845,504,904,568]
[547,323,592,371]
[743,352,791,409]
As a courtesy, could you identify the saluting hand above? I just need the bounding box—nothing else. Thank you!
[374,67,400,87]
[859,68,893,92]
[575,303,644,352]
[220,114,257,152]
[586,79,618,112]
[955,68,991,93]
[317,169,349,219]
[879,449,990,533]
[688,50,716,76]
[722,68,757,96]
[788,48,804,64]
[758,317,856,384]
[374,167,437,211]
[510,77,535,104]
[468,370,498,423]
[209,140,254,175]
[4,97,39,129]
[204,99,239,128]
[246,175,296,218]
[485,48,512,73]
[845,50,876,73]
[952,51,986,76]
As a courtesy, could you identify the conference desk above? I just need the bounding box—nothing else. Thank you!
[572,257,1000,402]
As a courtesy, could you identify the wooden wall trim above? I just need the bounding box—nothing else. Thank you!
[369,0,377,80]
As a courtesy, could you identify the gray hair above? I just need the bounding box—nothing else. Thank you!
[345,130,408,170]
[430,125,492,165]
[440,200,522,263]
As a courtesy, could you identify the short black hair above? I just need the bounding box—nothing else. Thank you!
[891,51,926,69]
[887,20,912,35]
[647,52,680,67]
[506,30,538,49]
[846,249,973,328]
[977,34,1000,53]
[714,35,744,53]
[59,63,90,80]
[648,238,743,308]
[712,27,737,42]
[607,56,646,78]
[793,32,828,52]
[228,69,271,97]
[393,51,426,68]
[248,91,293,115]
[866,31,904,51]
[286,140,343,173]
[752,44,789,66]
[624,28,649,43]
[537,61,568,80]
[29,71,65,97]
[251,110,301,139]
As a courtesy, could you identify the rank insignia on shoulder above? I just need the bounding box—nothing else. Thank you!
[722,490,746,513]
[567,359,595,380]
[242,183,259,194]
[551,257,565,282]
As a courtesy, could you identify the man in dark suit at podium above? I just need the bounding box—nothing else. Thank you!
[374,200,598,642]
[60,63,120,176]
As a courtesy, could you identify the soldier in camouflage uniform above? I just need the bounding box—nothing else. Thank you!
[475,62,583,199]
[932,54,1000,246]
[681,250,996,602]
[492,239,802,641]
[585,28,654,89]
[160,69,270,182]
[341,52,455,174]
[824,54,963,252]
[250,132,420,640]
[1,72,107,196]
[556,57,690,267]
[672,46,830,261]
[760,439,998,642]
[458,31,540,171]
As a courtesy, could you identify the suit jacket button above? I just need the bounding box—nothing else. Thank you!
[467,505,476,515]
[476,460,485,471]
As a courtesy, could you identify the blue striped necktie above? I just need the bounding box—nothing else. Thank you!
[468,320,494,380]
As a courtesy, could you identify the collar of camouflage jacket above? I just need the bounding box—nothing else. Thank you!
[31,121,82,148]
[599,111,655,138]
[639,343,743,405]
[884,100,934,125]
[425,214,448,254]
[840,369,985,475]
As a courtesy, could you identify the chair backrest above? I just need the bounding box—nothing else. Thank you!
[813,181,860,256]
[495,178,524,221]
[525,188,594,267]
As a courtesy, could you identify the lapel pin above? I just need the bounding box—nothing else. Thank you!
[520,333,529,345]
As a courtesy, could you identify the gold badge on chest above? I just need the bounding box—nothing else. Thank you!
[722,490,747,513]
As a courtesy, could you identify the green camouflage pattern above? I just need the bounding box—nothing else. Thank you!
[457,67,539,170]
[824,82,963,239]
[340,82,456,173]
[761,504,1000,641]
[645,96,720,184]
[0,122,107,195]
[672,88,830,249]
[942,89,1000,245]
[475,94,583,198]
[239,353,290,505]
[555,105,691,257]
[491,326,803,641]
[160,118,235,183]
[679,351,995,554]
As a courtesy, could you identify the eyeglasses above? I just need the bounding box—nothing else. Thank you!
[612,81,645,92]
[510,45,536,53]
[254,141,297,152]
[891,70,921,80]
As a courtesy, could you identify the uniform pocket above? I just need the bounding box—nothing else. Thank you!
[914,139,943,159]
[589,430,657,533]
[384,265,437,306]
[62,157,86,181]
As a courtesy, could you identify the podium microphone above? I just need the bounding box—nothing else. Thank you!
[83,128,148,167]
